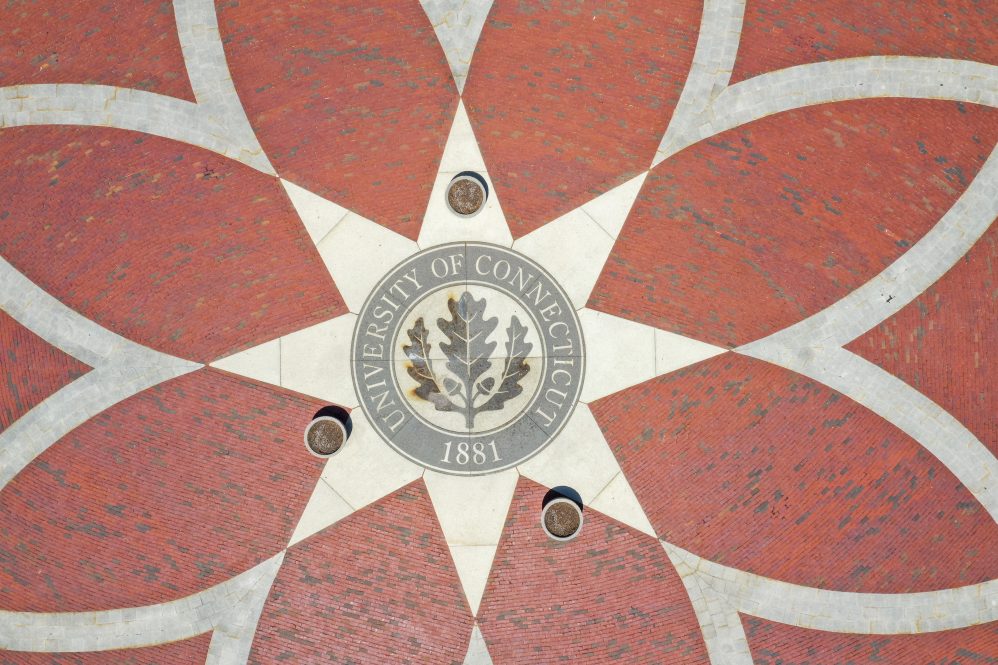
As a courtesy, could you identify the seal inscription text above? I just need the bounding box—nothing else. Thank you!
[351,243,584,475]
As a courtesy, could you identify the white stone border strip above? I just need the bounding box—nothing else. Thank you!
[738,345,998,524]
[0,257,201,490]
[665,542,998,635]
[654,0,746,166]
[0,0,273,174]
[660,57,998,160]
[663,542,753,665]
[0,553,283,653]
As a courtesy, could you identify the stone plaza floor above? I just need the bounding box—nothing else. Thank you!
[0,1,996,663]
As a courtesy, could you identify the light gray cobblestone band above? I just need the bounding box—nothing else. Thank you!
[735,145,998,526]
[661,57,998,159]
[0,257,189,367]
[0,554,283,652]
[665,542,998,635]
[662,543,753,665]
[0,84,271,173]
[654,0,746,166]
[0,0,272,173]
[205,552,284,664]
[0,362,199,491]
[739,145,998,351]
[173,0,274,174]
[737,345,998,525]
[0,257,201,491]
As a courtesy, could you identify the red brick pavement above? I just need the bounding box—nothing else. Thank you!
[848,222,997,457]
[590,353,998,593]
[0,368,326,612]
[464,0,701,238]
[216,0,458,240]
[248,480,473,665]
[0,633,212,665]
[589,99,998,348]
[0,0,194,101]
[742,615,998,664]
[0,310,90,431]
[0,126,344,363]
[476,477,710,665]
[732,0,998,84]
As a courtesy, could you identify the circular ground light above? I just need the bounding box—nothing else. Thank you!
[542,497,583,541]
[446,172,488,217]
[304,416,346,457]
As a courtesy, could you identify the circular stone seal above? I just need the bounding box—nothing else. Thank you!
[352,242,584,475]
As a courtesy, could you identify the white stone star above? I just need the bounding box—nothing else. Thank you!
[211,102,728,622]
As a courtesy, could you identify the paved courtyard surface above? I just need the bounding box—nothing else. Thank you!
[1,1,997,663]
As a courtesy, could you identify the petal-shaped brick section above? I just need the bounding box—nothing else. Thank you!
[0,310,90,431]
[0,633,212,665]
[216,0,457,240]
[732,0,998,84]
[847,223,996,456]
[0,0,194,100]
[464,0,700,237]
[589,99,998,348]
[248,480,472,664]
[0,369,326,612]
[0,126,344,363]
[477,478,709,665]
[742,616,998,663]
[590,353,998,592]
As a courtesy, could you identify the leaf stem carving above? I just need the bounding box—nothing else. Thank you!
[403,294,533,428]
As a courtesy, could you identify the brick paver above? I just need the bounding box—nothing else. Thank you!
[0,310,89,431]
[732,0,998,84]
[0,368,326,612]
[848,222,997,457]
[0,126,344,363]
[0,0,194,101]
[591,352,998,592]
[0,633,211,665]
[589,99,998,348]
[215,0,458,240]
[464,0,701,237]
[742,615,998,664]
[477,477,710,665]
[248,480,473,665]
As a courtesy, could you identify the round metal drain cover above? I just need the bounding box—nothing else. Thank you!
[542,497,583,541]
[446,173,487,216]
[305,416,346,457]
